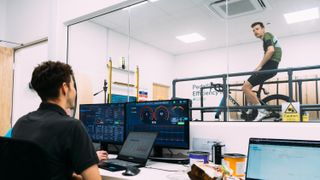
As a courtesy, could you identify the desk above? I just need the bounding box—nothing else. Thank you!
[99,160,190,180]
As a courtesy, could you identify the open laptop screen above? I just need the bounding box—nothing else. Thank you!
[246,138,320,180]
[118,132,157,160]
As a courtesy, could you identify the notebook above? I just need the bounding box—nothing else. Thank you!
[99,131,158,171]
[245,138,320,180]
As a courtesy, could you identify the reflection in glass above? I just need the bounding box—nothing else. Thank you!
[67,0,320,122]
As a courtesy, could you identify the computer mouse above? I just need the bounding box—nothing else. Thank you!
[122,166,140,176]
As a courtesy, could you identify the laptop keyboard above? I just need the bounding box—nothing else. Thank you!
[106,159,140,167]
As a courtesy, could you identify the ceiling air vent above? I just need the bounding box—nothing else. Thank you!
[208,0,270,19]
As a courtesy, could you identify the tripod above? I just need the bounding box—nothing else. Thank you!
[93,79,108,103]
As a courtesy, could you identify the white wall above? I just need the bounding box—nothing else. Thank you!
[69,21,174,118]
[191,122,320,155]
[5,0,49,44]
[130,36,175,98]
[68,21,108,119]
[0,0,6,42]
[107,29,175,98]
[49,0,127,62]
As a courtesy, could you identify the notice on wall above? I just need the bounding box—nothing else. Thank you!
[282,102,300,122]
[175,80,223,120]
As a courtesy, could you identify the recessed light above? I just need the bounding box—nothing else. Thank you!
[176,33,206,43]
[149,0,159,2]
[284,7,319,24]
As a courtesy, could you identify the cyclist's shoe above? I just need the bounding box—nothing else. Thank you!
[253,111,268,121]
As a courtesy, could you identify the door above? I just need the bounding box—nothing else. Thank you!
[12,42,48,125]
[0,46,13,136]
[153,83,169,100]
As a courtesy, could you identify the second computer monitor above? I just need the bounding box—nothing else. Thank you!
[79,103,125,144]
[126,99,191,149]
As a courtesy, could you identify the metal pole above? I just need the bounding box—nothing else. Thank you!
[295,77,298,103]
[298,81,303,122]
[172,80,176,98]
[316,76,319,119]
[222,75,228,122]
[276,78,279,105]
[200,87,204,121]
[108,59,112,103]
[136,66,139,102]
[288,70,293,102]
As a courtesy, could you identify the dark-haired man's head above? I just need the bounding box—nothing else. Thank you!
[31,61,76,111]
[251,22,265,39]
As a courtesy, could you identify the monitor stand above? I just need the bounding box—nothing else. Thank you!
[149,147,189,164]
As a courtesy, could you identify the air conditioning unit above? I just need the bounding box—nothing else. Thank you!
[208,0,270,19]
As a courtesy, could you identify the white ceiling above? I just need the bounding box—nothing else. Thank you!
[91,0,320,55]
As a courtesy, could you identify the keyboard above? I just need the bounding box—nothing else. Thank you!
[106,159,140,167]
[99,159,140,172]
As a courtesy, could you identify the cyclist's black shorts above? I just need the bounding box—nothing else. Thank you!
[248,60,279,87]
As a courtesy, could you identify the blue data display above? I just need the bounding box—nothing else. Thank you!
[80,103,125,144]
[126,99,190,149]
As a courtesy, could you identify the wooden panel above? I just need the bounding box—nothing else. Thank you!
[153,83,169,100]
[0,46,13,136]
[303,74,319,120]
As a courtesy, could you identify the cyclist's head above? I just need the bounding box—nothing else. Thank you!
[251,22,265,39]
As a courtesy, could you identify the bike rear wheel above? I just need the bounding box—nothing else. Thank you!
[261,94,293,121]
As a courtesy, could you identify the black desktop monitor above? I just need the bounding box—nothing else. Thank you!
[79,103,126,145]
[125,99,191,157]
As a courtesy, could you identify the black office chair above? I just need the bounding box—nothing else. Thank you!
[0,136,50,180]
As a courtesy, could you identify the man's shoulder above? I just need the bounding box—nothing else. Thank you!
[264,32,274,39]
[61,116,82,126]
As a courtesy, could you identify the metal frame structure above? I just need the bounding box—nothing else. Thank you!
[172,65,320,121]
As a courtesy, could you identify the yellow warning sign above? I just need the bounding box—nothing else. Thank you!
[284,103,298,113]
[282,102,300,122]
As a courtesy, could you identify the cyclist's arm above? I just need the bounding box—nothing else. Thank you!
[255,46,275,71]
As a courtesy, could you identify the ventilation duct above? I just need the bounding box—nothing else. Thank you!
[208,0,270,19]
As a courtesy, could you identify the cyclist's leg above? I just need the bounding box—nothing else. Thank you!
[215,98,226,119]
[242,74,261,115]
[242,80,260,104]
[252,60,279,121]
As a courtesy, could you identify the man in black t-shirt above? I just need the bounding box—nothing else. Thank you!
[12,61,101,180]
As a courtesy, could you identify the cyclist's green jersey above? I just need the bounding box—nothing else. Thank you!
[263,32,282,63]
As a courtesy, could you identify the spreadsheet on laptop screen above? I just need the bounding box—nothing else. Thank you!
[246,143,320,180]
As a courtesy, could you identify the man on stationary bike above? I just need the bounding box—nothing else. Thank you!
[242,22,282,121]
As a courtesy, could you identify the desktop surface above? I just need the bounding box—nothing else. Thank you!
[99,156,189,180]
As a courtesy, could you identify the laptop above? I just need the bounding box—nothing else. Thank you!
[246,138,320,180]
[99,131,158,171]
